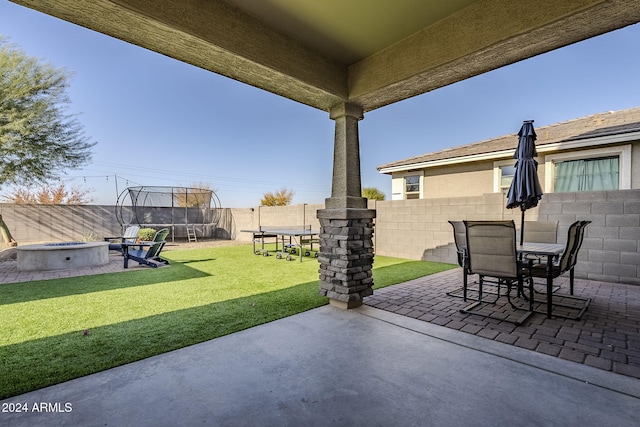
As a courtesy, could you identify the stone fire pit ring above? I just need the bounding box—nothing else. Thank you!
[16,241,110,272]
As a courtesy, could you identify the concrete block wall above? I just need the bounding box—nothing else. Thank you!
[232,204,323,242]
[372,193,521,262]
[373,189,640,285]
[0,204,121,243]
[0,203,321,244]
[0,204,223,243]
[545,190,640,285]
[2,190,638,284]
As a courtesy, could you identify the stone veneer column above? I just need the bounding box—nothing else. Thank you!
[317,102,376,309]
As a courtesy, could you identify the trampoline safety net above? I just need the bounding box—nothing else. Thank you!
[115,186,222,238]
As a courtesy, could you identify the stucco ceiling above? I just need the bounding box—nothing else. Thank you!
[231,0,477,64]
[9,0,640,113]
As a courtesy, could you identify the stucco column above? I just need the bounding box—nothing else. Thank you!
[317,102,376,309]
[326,102,367,209]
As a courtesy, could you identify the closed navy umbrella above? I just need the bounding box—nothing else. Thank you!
[506,120,543,245]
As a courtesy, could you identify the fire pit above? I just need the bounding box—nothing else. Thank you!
[16,241,110,272]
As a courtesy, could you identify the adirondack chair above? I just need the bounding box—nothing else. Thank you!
[122,228,170,268]
[104,225,141,253]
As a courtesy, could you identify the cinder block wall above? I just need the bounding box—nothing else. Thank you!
[373,193,518,261]
[373,189,640,285]
[0,203,323,244]
[0,204,226,242]
[232,204,323,242]
[2,190,638,284]
[0,204,121,242]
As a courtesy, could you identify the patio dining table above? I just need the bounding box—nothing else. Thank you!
[516,242,565,318]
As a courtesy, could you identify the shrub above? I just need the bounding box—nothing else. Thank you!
[137,228,157,241]
[81,231,100,242]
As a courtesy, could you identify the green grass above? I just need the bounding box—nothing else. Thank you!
[0,244,455,399]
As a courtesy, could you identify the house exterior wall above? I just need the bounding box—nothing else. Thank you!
[422,162,493,199]
[633,143,640,187]
[390,140,639,200]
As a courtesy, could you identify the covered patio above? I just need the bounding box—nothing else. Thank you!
[4,2,639,422]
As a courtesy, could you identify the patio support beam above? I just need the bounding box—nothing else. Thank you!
[318,102,375,309]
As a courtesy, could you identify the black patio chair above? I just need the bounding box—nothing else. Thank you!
[528,220,591,319]
[446,220,473,299]
[447,220,501,301]
[123,228,170,268]
[522,220,558,244]
[460,220,534,326]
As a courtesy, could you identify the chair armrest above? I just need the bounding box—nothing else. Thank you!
[122,241,153,246]
[104,236,131,242]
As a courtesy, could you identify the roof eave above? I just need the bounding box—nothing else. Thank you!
[378,130,640,175]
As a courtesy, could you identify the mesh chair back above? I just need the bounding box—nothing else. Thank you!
[567,220,590,270]
[557,221,581,272]
[464,220,518,278]
[448,220,466,268]
[146,228,170,258]
[522,221,558,243]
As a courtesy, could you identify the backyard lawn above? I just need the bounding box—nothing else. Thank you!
[0,244,455,399]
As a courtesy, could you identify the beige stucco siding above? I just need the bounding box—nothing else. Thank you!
[422,162,494,199]
[632,143,640,188]
[389,139,640,200]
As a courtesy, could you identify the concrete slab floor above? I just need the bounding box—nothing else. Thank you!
[1,306,639,427]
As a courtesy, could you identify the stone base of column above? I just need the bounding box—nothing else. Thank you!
[317,208,376,309]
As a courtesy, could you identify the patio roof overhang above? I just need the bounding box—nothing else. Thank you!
[9,0,640,113]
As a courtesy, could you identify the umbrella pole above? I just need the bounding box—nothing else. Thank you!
[520,209,525,246]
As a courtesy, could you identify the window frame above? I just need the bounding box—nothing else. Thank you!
[544,145,631,193]
[493,159,518,193]
[391,172,423,200]
[405,175,420,195]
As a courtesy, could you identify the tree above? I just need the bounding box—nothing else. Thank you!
[362,187,386,201]
[2,181,93,205]
[174,181,217,208]
[0,37,95,245]
[260,187,294,206]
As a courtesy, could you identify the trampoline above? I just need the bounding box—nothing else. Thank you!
[115,186,222,241]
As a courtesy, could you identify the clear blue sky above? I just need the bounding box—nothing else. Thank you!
[1,1,639,207]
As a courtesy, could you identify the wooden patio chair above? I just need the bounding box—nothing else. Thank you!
[104,225,140,253]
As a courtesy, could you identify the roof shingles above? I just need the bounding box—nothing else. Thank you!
[378,107,640,170]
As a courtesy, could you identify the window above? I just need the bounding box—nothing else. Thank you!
[405,175,419,192]
[554,157,619,192]
[500,165,516,189]
[405,175,420,199]
[493,160,518,193]
[545,145,630,193]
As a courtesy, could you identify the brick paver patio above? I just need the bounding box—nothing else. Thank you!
[365,268,640,379]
